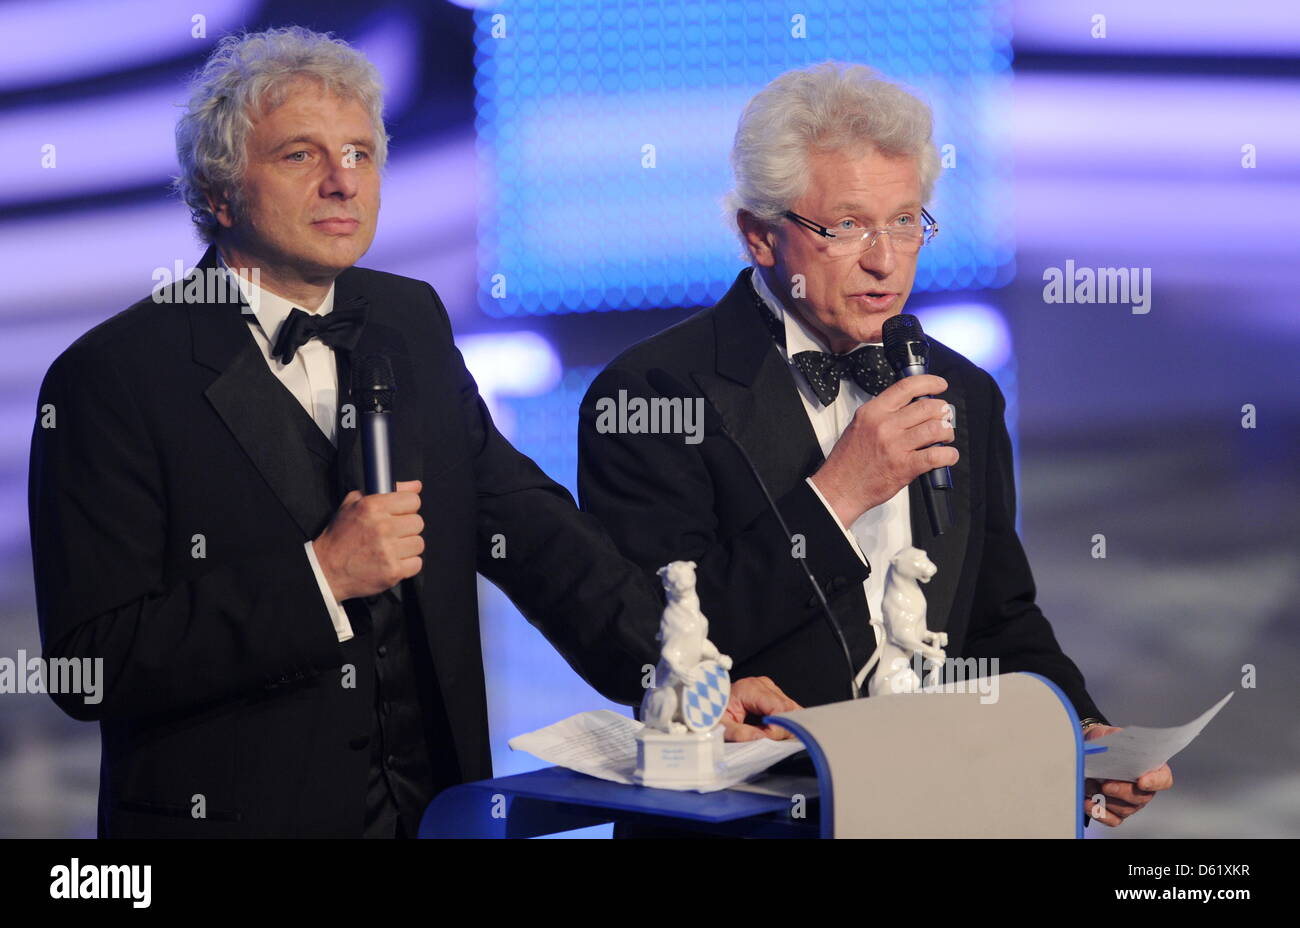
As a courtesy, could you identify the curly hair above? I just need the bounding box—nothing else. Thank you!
[172,25,389,243]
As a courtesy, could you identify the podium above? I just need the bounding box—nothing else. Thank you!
[419,672,1106,838]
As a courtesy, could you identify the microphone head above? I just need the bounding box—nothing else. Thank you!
[882,313,929,375]
[354,354,396,413]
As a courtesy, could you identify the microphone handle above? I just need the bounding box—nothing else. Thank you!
[897,362,953,534]
[361,411,394,495]
[919,474,952,536]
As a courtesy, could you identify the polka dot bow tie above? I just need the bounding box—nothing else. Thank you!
[749,273,894,406]
[790,347,895,407]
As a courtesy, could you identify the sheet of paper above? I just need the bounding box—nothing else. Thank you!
[1083,692,1234,781]
[508,710,805,793]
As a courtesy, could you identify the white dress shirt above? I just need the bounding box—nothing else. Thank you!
[218,253,354,642]
[750,268,913,688]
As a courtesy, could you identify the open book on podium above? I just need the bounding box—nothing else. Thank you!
[420,672,1103,838]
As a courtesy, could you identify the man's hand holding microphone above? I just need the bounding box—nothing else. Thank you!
[313,479,424,601]
[810,374,958,528]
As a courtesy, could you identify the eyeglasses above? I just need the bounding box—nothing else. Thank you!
[783,208,939,256]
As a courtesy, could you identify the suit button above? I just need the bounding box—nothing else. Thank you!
[349,735,370,750]
[385,754,396,768]
[377,645,388,658]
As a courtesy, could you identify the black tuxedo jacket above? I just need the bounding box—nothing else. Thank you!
[29,245,659,837]
[578,268,1106,723]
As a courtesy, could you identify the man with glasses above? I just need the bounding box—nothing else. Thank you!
[579,62,1172,829]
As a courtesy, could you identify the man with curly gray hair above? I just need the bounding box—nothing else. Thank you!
[580,62,1172,834]
[29,25,799,839]
[171,25,389,301]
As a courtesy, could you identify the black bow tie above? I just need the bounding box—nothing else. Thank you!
[271,301,366,364]
[749,271,894,406]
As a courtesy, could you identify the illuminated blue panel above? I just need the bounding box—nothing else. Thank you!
[499,367,600,495]
[916,302,1012,372]
[474,0,1014,315]
[917,300,1019,524]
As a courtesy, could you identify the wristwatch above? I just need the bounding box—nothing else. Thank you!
[1079,717,1105,732]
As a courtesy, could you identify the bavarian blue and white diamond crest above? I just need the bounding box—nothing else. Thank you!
[682,660,731,732]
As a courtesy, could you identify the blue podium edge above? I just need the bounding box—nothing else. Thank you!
[1020,672,1094,838]
[422,765,797,828]
[763,716,833,838]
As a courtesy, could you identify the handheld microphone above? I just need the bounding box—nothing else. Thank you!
[355,354,396,495]
[882,314,953,536]
[645,369,859,701]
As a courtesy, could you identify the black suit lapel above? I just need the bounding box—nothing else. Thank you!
[905,343,972,634]
[204,346,340,540]
[189,247,337,540]
[188,248,424,546]
[694,270,824,492]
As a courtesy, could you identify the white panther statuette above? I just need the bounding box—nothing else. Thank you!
[640,561,732,735]
[864,546,949,697]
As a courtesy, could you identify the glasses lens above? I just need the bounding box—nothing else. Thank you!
[824,229,871,256]
[824,226,925,257]
[892,227,924,252]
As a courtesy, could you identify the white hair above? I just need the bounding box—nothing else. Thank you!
[724,61,941,253]
[172,25,389,244]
